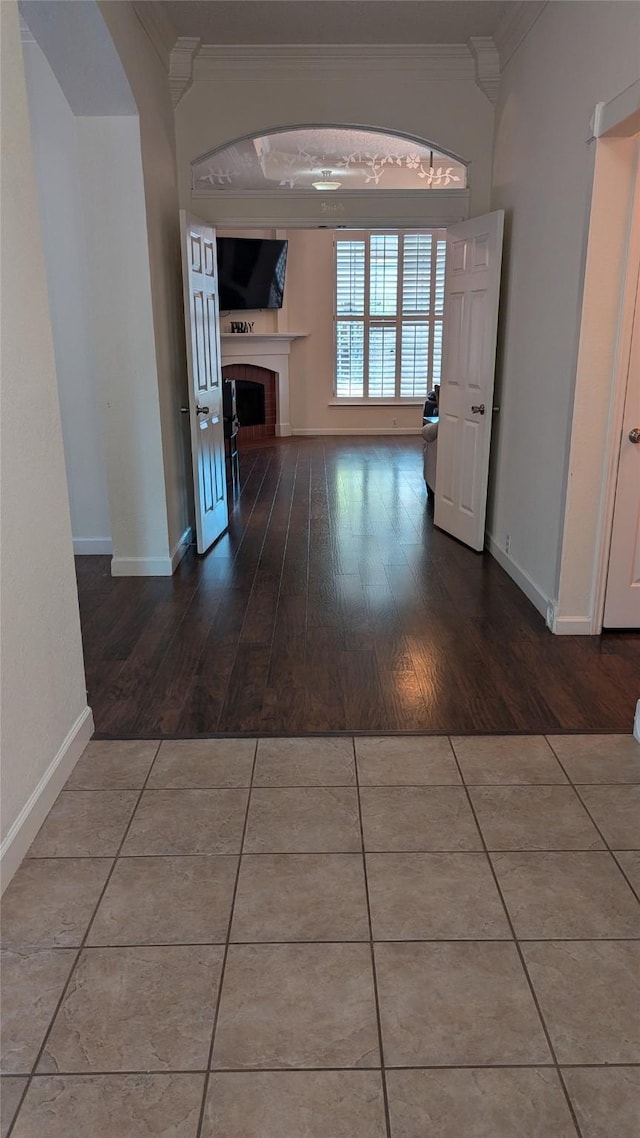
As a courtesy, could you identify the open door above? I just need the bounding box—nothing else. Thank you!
[434,211,504,551]
[604,269,640,627]
[180,211,229,554]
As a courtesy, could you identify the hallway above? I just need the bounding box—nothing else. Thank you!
[78,438,640,738]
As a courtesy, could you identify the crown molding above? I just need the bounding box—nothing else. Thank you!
[19,13,36,43]
[493,1,547,71]
[169,37,201,106]
[131,0,177,70]
[468,37,500,105]
[192,188,470,202]
[193,43,476,82]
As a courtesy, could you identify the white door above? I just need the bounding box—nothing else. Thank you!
[604,274,640,627]
[180,211,229,554]
[434,211,504,551]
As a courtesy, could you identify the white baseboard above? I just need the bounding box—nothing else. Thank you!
[72,537,112,555]
[0,705,94,893]
[485,533,549,620]
[292,427,423,436]
[276,423,293,437]
[111,528,192,577]
[170,527,192,572]
[547,612,594,635]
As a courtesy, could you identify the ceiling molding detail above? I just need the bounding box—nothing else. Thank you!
[193,43,476,82]
[493,1,547,71]
[468,37,500,105]
[169,36,201,106]
[131,1,177,70]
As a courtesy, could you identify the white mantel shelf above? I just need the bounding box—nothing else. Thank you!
[220,333,309,436]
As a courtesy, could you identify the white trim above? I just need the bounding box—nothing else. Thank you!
[171,526,192,572]
[293,427,422,436]
[595,79,640,139]
[111,555,174,577]
[485,533,549,620]
[328,399,424,407]
[169,36,201,107]
[493,2,547,71]
[468,37,500,105]
[547,613,594,636]
[0,706,94,893]
[72,537,112,555]
[194,44,476,81]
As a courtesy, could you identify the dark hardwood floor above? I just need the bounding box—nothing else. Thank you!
[77,437,640,737]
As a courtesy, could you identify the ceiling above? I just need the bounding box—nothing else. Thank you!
[158,1,511,46]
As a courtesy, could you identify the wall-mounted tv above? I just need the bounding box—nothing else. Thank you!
[216,236,288,311]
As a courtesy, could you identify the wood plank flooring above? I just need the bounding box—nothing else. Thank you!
[77,437,640,737]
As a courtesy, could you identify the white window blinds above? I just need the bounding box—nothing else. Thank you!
[335,230,446,400]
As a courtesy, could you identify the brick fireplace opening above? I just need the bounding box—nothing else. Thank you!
[221,364,277,442]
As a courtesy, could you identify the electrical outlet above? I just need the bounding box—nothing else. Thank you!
[505,533,511,555]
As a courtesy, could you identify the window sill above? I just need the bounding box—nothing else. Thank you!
[328,399,425,407]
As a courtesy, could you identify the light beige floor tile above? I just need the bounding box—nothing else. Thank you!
[366,853,510,940]
[231,854,368,942]
[577,785,640,848]
[451,735,567,784]
[548,734,640,783]
[202,1071,387,1138]
[614,850,640,894]
[10,1074,204,1138]
[212,943,379,1069]
[148,739,255,788]
[39,946,223,1073]
[360,787,482,851]
[243,788,361,853]
[386,1068,577,1138]
[1,949,75,1074]
[253,737,355,786]
[1,1077,27,1138]
[65,741,159,790]
[522,940,640,1063]
[469,786,604,850]
[1,860,111,950]
[491,851,640,938]
[87,856,237,945]
[28,792,139,858]
[374,941,549,1066]
[121,790,248,855]
[562,1066,640,1138]
[355,737,460,785]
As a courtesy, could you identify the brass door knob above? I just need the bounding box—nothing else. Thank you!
[629,427,640,444]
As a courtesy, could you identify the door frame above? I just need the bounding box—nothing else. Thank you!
[553,82,640,634]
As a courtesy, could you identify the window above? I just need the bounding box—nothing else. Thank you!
[335,230,446,400]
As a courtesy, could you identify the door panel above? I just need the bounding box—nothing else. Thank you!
[180,212,229,554]
[604,276,640,627]
[434,211,504,551]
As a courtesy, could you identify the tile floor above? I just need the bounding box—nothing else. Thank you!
[1,733,639,1137]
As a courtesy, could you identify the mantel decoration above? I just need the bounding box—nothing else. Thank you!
[193,127,467,194]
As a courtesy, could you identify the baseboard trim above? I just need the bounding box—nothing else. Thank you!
[170,527,192,572]
[292,427,423,436]
[72,537,112,555]
[0,705,94,893]
[548,613,594,635]
[485,533,549,620]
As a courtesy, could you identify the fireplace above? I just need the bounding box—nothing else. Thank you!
[221,364,276,441]
[220,333,307,437]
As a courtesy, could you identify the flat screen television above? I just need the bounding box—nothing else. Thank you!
[216,236,288,310]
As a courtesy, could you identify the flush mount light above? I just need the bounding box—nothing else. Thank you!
[312,169,342,191]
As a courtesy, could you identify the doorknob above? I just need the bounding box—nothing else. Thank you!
[471,404,485,415]
[629,427,640,444]
[197,405,210,415]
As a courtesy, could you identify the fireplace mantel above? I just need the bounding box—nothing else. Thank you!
[220,333,308,436]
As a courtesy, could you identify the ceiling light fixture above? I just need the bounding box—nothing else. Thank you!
[312,169,342,191]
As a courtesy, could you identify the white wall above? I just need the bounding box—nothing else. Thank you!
[22,36,112,553]
[489,0,640,616]
[176,56,495,219]
[1,0,92,889]
[99,0,192,556]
